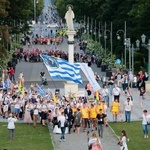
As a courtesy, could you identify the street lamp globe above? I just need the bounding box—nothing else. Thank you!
[126,38,131,47]
[117,34,121,40]
[141,34,146,44]
[148,39,150,45]
[136,39,140,48]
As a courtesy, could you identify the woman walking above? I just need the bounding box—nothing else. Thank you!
[88,132,103,150]
[110,99,120,122]
[118,130,129,150]
[7,113,17,140]
[139,87,146,109]
[141,110,150,138]
[24,101,32,124]
[40,101,48,126]
[74,108,82,134]
[33,103,39,128]
[58,111,66,142]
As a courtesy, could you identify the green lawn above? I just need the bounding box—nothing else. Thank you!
[109,121,150,150]
[0,122,53,150]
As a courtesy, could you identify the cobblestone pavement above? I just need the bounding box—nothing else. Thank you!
[49,124,120,150]
[3,37,150,149]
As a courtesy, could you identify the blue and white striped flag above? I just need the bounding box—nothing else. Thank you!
[40,54,82,84]
[34,86,46,97]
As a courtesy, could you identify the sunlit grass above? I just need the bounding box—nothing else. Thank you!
[0,122,53,150]
[109,121,150,150]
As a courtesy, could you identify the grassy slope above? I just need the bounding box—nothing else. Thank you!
[0,123,53,150]
[109,121,150,150]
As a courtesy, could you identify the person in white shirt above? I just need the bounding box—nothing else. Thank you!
[112,84,121,102]
[0,89,3,116]
[124,98,133,122]
[40,101,48,126]
[3,93,11,118]
[122,74,129,91]
[7,113,17,140]
[14,96,21,119]
[58,111,66,142]
[141,110,150,138]
[33,102,39,128]
[9,97,15,114]
[116,73,122,87]
[133,75,137,88]
[101,85,109,107]
[88,132,102,150]
[128,71,134,88]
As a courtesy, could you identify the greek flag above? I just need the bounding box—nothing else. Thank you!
[40,55,82,84]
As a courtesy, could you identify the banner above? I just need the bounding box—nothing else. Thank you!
[80,63,101,92]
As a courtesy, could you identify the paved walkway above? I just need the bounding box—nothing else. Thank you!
[49,84,150,150]
[9,39,150,150]
[49,124,119,150]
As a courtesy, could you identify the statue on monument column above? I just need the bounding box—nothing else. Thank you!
[65,6,75,31]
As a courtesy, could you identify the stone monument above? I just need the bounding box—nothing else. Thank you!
[64,5,78,98]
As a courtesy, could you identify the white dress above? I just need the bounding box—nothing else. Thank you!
[53,114,68,134]
[120,136,128,150]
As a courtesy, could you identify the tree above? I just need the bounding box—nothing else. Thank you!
[128,0,150,36]
[54,0,105,21]
[55,0,150,73]
[0,0,10,68]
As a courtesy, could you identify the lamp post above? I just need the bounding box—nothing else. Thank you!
[79,20,84,41]
[98,21,101,44]
[141,35,150,81]
[125,39,140,75]
[136,34,150,91]
[137,34,150,81]
[34,0,38,23]
[104,22,113,59]
[116,21,127,67]
[131,44,134,75]
[87,17,89,39]
[126,38,131,71]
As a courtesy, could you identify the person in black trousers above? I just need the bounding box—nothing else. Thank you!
[64,104,73,134]
[96,109,107,138]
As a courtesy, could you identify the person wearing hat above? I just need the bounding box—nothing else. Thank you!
[96,109,107,138]
[7,113,17,140]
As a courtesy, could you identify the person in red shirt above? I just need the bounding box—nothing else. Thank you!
[9,67,15,82]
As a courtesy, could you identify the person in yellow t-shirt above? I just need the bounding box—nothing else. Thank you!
[89,104,97,131]
[81,103,89,131]
[96,101,104,114]
[110,98,120,122]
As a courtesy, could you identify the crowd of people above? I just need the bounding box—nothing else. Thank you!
[0,46,149,149]
[0,65,136,150]
[1,2,150,149]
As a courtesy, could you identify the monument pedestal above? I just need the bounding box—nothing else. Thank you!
[145,81,150,91]
[67,30,76,64]
[64,82,78,99]
[64,30,78,97]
